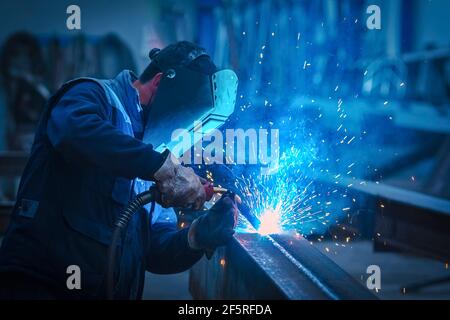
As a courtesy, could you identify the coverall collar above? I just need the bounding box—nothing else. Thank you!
[112,70,145,139]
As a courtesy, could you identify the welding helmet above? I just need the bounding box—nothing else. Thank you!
[142,41,238,155]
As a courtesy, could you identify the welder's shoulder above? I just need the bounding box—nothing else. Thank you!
[50,80,111,120]
[62,80,108,105]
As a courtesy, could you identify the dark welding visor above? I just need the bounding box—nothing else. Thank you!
[143,65,238,155]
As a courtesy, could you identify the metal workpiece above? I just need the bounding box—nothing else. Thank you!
[270,234,376,300]
[190,221,377,300]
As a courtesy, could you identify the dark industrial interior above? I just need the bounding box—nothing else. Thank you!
[0,0,449,300]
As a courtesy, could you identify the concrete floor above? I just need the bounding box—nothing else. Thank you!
[143,271,192,300]
[314,241,450,300]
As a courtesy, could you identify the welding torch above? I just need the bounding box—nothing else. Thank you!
[106,180,239,299]
[202,181,242,204]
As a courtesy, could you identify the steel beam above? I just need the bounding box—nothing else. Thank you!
[374,195,450,262]
[322,176,450,261]
[189,225,376,300]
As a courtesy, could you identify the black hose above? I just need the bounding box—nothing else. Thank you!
[106,189,155,299]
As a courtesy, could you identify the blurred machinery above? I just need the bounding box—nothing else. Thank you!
[0,31,137,202]
[0,32,48,152]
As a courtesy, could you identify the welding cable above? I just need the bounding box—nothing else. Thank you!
[106,182,224,299]
[106,189,156,300]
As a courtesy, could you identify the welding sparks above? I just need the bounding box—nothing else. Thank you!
[233,143,353,236]
[221,44,366,237]
[235,146,316,234]
[258,205,282,235]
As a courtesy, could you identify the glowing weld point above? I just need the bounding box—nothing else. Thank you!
[257,205,282,235]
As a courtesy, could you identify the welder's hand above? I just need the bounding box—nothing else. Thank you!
[187,192,239,252]
[154,151,206,210]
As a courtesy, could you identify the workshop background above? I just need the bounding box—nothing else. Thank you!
[0,0,450,300]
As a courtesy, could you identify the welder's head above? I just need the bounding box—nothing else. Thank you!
[139,41,217,109]
[139,41,217,84]
[140,41,238,152]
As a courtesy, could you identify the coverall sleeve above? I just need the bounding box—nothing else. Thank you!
[47,81,165,180]
[146,222,204,274]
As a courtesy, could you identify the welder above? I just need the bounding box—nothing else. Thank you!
[0,41,238,299]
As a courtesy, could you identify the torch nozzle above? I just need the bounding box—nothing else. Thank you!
[212,187,228,194]
[203,183,242,204]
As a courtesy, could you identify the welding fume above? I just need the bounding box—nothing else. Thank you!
[0,41,240,300]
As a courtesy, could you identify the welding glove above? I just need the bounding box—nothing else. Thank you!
[154,150,206,210]
[187,192,239,255]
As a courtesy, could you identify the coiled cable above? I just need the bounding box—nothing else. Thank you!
[106,189,155,299]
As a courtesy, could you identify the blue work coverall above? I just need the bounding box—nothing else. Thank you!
[0,70,203,299]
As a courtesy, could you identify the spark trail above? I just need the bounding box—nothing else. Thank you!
[234,142,355,236]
